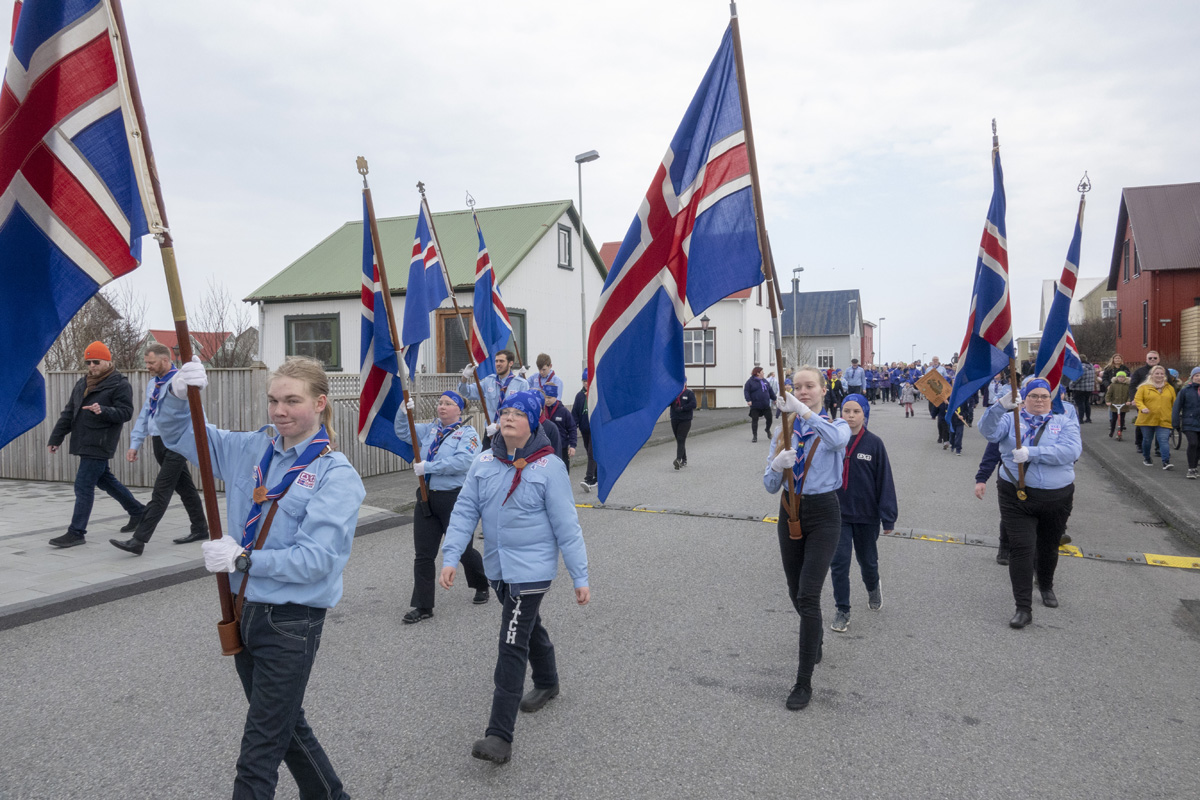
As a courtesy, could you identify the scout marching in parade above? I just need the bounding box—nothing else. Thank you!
[5,2,1196,797]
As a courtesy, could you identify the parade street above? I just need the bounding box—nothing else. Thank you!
[2,399,1197,799]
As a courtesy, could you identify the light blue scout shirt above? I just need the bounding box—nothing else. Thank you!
[844,365,865,388]
[978,401,1081,490]
[442,428,588,589]
[393,416,480,491]
[458,373,529,421]
[763,412,851,496]
[129,377,169,451]
[156,392,366,608]
[529,371,565,400]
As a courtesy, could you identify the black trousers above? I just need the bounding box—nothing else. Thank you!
[1072,390,1092,421]
[1185,430,1200,469]
[749,406,772,438]
[998,480,1073,612]
[775,491,841,681]
[487,581,557,743]
[671,418,691,463]
[411,487,486,609]
[581,430,597,484]
[935,404,950,443]
[133,436,207,543]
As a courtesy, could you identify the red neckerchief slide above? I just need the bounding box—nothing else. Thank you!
[496,445,557,504]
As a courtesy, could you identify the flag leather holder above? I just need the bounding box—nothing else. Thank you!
[217,485,292,656]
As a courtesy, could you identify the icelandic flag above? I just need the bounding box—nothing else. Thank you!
[1,0,163,450]
[1034,197,1086,414]
[946,144,1015,423]
[400,197,450,378]
[586,25,761,501]
[357,196,413,461]
[469,210,513,380]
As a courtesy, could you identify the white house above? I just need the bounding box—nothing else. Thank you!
[777,286,865,372]
[246,200,608,399]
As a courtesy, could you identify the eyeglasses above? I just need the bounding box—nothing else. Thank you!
[1147,355,1159,360]
[85,360,101,366]
[498,408,525,419]
[1025,393,1052,400]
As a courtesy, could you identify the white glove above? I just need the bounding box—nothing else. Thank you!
[770,449,798,473]
[405,397,414,411]
[170,356,207,398]
[998,391,1019,411]
[461,364,475,381]
[1012,446,1030,464]
[776,392,810,418]
[413,461,426,477]
[486,422,499,437]
[201,535,243,574]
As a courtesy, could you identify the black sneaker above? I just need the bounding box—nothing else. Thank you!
[472,588,489,605]
[471,735,512,764]
[786,680,812,710]
[402,608,433,624]
[49,532,85,548]
[119,514,144,533]
[519,684,559,713]
[673,458,681,470]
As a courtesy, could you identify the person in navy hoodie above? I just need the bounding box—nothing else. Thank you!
[539,385,577,471]
[828,394,897,634]
[670,379,698,469]
[440,390,589,764]
[572,369,598,491]
[744,366,776,442]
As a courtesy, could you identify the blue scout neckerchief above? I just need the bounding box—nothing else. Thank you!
[790,411,829,490]
[148,367,178,416]
[242,426,330,548]
[426,421,463,462]
[495,373,516,420]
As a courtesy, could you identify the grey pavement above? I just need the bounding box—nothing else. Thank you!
[1,397,1198,799]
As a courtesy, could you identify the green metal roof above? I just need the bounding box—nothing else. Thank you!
[246,199,607,302]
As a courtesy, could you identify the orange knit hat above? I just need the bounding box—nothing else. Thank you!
[84,341,112,361]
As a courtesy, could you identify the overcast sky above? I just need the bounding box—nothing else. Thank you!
[110,0,1200,364]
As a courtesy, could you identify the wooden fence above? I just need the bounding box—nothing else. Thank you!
[0,369,482,487]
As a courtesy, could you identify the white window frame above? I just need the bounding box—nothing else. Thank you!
[684,328,715,366]
[557,225,572,269]
[817,348,834,369]
[753,328,761,365]
[1101,297,1116,319]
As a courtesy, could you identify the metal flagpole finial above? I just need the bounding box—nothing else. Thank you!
[356,156,369,189]
[465,190,475,210]
[1077,171,1091,195]
[417,181,426,197]
[730,1,738,18]
[991,118,998,148]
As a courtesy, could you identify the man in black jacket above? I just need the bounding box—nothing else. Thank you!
[46,342,145,548]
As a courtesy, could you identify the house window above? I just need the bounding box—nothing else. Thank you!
[285,314,340,370]
[1133,248,1141,278]
[557,225,572,269]
[1122,240,1130,283]
[753,329,761,364]
[756,283,763,306]
[817,348,834,369]
[438,308,526,372]
[769,330,776,365]
[684,328,715,366]
[1142,300,1149,347]
[1101,297,1116,319]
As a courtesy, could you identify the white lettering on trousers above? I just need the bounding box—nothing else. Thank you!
[506,595,523,645]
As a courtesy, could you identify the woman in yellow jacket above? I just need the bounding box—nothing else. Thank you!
[1134,365,1177,469]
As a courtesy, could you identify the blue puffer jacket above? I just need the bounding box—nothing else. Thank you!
[442,426,588,588]
[1173,383,1200,432]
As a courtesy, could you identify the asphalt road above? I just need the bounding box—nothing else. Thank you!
[2,399,1197,799]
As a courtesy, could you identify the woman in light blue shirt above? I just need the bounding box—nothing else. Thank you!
[767,367,851,711]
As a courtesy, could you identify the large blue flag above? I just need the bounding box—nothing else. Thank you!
[357,197,413,461]
[0,0,161,450]
[946,140,1016,423]
[401,197,450,377]
[1034,196,1086,414]
[468,211,513,381]
[586,25,762,501]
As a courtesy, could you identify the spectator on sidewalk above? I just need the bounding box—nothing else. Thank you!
[670,379,697,470]
[1129,351,1161,450]
[829,394,896,634]
[46,341,145,549]
[110,344,208,555]
[1070,355,1095,422]
[744,366,776,443]
[1105,371,1132,441]
[1172,367,1200,479]
[1134,365,1176,470]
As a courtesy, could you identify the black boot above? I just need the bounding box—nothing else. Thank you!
[519,684,560,713]
[786,678,812,710]
[471,735,512,764]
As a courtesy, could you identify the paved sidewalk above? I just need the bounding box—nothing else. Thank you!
[1078,414,1200,547]
[0,478,401,630]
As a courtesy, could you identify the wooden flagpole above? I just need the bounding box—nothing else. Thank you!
[357,160,428,504]
[729,2,801,535]
[417,185,493,424]
[107,0,238,653]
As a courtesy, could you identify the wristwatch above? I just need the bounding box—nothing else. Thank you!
[234,551,252,574]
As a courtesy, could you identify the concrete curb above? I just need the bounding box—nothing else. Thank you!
[0,510,408,632]
[1080,436,1200,550]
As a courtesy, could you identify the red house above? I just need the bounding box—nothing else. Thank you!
[1106,182,1200,365]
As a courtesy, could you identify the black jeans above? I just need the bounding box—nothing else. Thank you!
[581,430,597,484]
[1072,390,1092,422]
[775,491,841,681]
[997,481,1073,612]
[671,418,691,463]
[233,603,346,800]
[412,487,486,609]
[68,457,144,536]
[487,581,558,743]
[749,407,772,438]
[831,522,880,613]
[133,436,207,542]
[1185,430,1200,469]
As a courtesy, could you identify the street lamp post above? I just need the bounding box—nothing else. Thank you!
[911,344,916,363]
[575,150,599,373]
[848,299,857,365]
[792,267,803,370]
[701,314,711,409]
[877,317,885,365]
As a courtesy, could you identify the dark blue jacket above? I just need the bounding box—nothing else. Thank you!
[743,377,776,409]
[572,389,590,436]
[1173,383,1200,432]
[975,440,1002,483]
[670,389,697,421]
[835,428,898,527]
